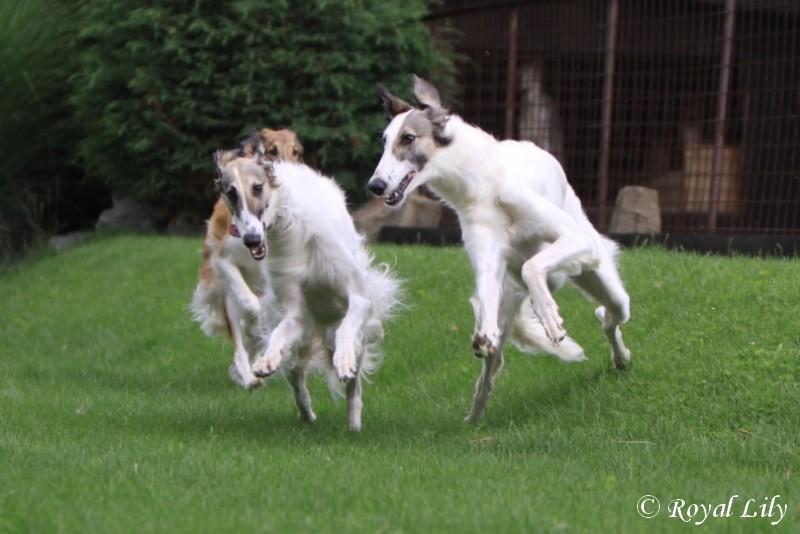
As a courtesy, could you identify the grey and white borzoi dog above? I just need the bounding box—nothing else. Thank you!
[219,153,402,431]
[368,75,631,422]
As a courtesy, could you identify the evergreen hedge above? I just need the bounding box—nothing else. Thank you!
[73,0,456,213]
[0,0,88,256]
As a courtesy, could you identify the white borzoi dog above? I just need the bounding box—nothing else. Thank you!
[216,155,401,431]
[190,129,303,390]
[368,75,631,422]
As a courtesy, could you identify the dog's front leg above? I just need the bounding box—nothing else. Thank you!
[215,259,260,317]
[332,289,370,381]
[464,226,506,358]
[224,295,263,390]
[252,292,305,378]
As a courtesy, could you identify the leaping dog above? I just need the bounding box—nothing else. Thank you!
[216,153,401,431]
[190,129,303,390]
[369,75,632,422]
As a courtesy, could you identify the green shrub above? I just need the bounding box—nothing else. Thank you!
[72,0,456,213]
[0,0,85,257]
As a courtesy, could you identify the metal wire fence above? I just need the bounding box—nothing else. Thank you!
[428,0,800,234]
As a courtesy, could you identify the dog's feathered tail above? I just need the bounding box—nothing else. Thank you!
[562,185,621,263]
[190,279,228,337]
[358,256,403,378]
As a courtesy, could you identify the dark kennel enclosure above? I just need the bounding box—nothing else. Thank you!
[428,0,800,235]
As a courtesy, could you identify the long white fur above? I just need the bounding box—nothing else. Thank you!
[251,162,401,431]
[372,97,631,423]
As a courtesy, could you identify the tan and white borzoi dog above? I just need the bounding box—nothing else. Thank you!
[218,153,400,431]
[368,76,632,422]
[191,129,303,390]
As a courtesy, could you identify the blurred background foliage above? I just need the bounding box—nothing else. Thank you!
[0,0,105,257]
[0,0,456,257]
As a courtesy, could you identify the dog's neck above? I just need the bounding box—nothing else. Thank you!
[264,185,292,236]
[424,115,500,212]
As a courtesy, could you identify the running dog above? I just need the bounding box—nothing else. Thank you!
[212,153,401,431]
[368,75,631,422]
[190,129,302,390]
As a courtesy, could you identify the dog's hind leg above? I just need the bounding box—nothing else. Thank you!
[465,350,504,423]
[465,289,519,423]
[346,376,363,431]
[286,365,316,422]
[519,235,599,344]
[510,299,586,362]
[225,296,263,390]
[332,288,370,381]
[571,257,631,369]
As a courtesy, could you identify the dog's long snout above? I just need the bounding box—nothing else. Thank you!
[367,178,387,196]
[243,233,261,248]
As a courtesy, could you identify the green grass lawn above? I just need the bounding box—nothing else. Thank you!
[0,235,798,533]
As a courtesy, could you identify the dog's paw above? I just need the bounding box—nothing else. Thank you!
[348,418,362,432]
[333,348,358,381]
[471,330,499,358]
[240,294,261,317]
[242,375,265,390]
[300,410,317,423]
[464,412,482,424]
[228,363,265,389]
[252,349,284,378]
[612,346,632,370]
[530,296,566,345]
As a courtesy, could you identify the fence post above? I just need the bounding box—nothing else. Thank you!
[597,0,618,232]
[708,0,736,233]
[504,7,520,139]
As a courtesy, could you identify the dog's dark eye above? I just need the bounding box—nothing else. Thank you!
[226,186,238,203]
[269,146,279,157]
[400,133,416,145]
[252,183,263,196]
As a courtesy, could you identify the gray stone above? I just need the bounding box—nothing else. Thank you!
[397,193,442,229]
[352,193,442,242]
[352,198,402,242]
[166,213,205,236]
[609,186,662,234]
[49,231,92,252]
[95,195,161,233]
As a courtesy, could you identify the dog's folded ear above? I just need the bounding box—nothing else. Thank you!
[239,129,264,158]
[376,83,412,117]
[410,74,443,110]
[213,148,240,179]
[255,148,279,187]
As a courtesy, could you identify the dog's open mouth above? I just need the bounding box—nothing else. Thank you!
[385,171,416,206]
[249,243,266,261]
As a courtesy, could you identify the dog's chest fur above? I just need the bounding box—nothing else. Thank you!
[266,226,348,324]
[453,194,550,284]
[219,235,270,294]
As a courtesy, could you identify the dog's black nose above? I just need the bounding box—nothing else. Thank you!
[243,233,261,248]
[368,178,387,196]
